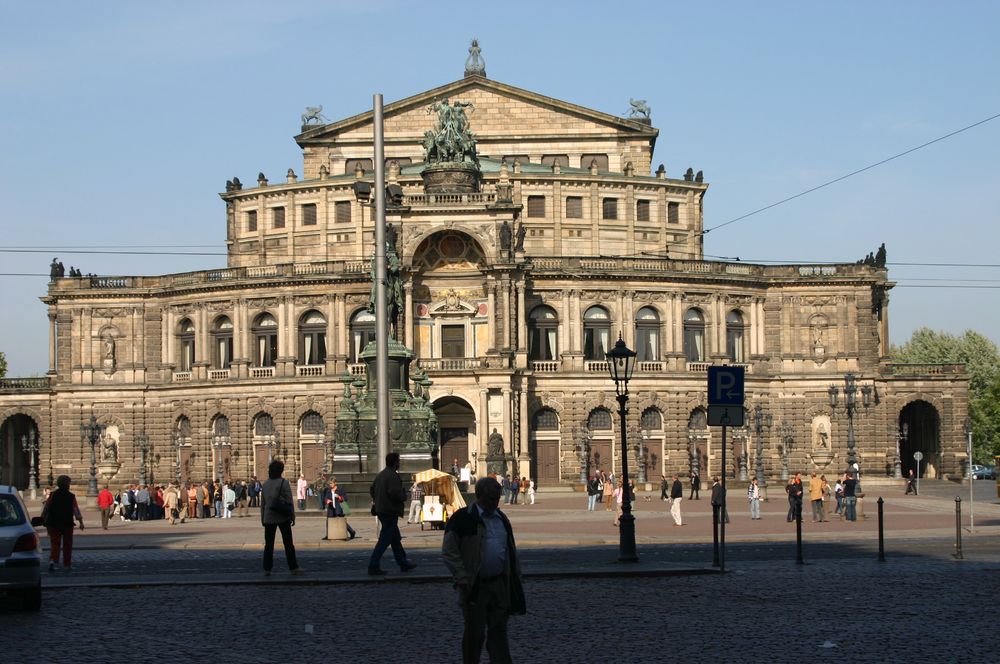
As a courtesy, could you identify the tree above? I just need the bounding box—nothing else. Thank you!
[0,351,6,379]
[891,328,1000,462]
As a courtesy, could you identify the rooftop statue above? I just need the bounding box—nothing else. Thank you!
[626,98,651,119]
[301,105,328,126]
[423,98,480,166]
[464,38,486,77]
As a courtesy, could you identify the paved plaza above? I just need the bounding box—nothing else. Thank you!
[2,481,998,663]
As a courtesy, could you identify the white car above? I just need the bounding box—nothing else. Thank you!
[0,486,42,610]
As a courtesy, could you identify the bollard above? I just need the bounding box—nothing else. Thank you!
[795,503,804,564]
[712,504,720,567]
[877,497,885,562]
[954,497,963,560]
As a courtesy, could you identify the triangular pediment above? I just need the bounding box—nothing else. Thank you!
[295,76,657,147]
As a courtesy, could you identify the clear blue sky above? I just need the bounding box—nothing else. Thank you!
[2,1,998,376]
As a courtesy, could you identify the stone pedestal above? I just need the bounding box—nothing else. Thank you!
[421,163,480,193]
[326,517,349,541]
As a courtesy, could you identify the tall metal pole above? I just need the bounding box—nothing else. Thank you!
[616,392,637,562]
[373,93,390,471]
[966,422,974,533]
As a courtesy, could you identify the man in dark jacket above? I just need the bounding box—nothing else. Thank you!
[711,477,729,524]
[669,475,684,525]
[443,477,525,664]
[368,452,416,575]
[786,473,804,522]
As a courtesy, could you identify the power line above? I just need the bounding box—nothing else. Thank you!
[0,249,226,256]
[701,110,1000,235]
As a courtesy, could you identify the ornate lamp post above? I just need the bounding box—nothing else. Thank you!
[212,433,231,484]
[639,428,649,485]
[687,432,700,480]
[80,415,104,497]
[753,404,773,488]
[20,430,39,494]
[732,424,750,481]
[605,333,638,563]
[136,429,151,486]
[580,426,592,483]
[890,422,908,479]
[828,373,872,481]
[776,421,794,481]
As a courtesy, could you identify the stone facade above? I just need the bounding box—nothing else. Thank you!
[0,73,969,491]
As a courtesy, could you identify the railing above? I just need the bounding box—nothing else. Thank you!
[296,364,325,377]
[208,369,231,380]
[348,363,367,376]
[403,192,496,206]
[731,362,753,374]
[89,276,131,288]
[636,361,664,373]
[0,376,51,392]
[686,362,712,372]
[172,371,192,382]
[246,265,279,278]
[530,361,559,372]
[585,360,609,373]
[419,358,482,371]
[884,363,965,376]
[249,366,275,378]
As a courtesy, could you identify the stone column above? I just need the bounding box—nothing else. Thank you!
[516,281,526,351]
[486,277,496,351]
[478,389,489,472]
[518,389,529,475]
[749,298,758,356]
[501,278,511,350]
[325,296,336,374]
[48,311,57,374]
[404,279,414,348]
[502,388,513,456]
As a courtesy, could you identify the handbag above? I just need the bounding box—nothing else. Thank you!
[341,500,351,516]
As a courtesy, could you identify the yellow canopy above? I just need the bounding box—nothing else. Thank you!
[413,468,467,511]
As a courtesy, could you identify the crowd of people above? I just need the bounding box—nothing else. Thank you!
[92,478,266,527]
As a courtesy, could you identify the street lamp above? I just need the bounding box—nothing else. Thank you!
[732,424,749,481]
[212,433,231,484]
[605,333,638,562]
[687,432,700,480]
[753,404,773,489]
[776,421,794,481]
[964,418,974,532]
[20,430,39,494]
[828,373,872,482]
[639,428,649,484]
[80,415,104,497]
[136,429,151,486]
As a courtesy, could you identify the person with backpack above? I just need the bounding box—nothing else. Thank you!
[260,459,302,576]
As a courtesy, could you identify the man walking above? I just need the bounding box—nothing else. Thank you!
[443,477,526,664]
[97,484,114,530]
[368,452,417,575]
[587,475,600,511]
[904,469,918,495]
[711,477,729,524]
[689,470,701,500]
[843,472,859,521]
[669,475,684,526]
[407,480,424,524]
[135,484,150,521]
[808,472,826,522]
[748,477,761,519]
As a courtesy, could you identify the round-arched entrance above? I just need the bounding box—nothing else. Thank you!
[432,396,476,472]
[0,414,38,490]
[899,401,940,478]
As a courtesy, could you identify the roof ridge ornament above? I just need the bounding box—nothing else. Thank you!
[464,38,486,78]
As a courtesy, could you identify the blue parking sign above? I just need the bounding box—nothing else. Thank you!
[707,366,745,405]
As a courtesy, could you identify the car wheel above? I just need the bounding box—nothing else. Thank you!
[21,581,42,611]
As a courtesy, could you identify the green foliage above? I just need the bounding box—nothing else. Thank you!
[0,351,6,379]
[891,328,1000,462]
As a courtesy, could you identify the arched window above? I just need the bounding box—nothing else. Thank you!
[176,415,193,442]
[299,310,327,365]
[300,411,325,435]
[528,305,559,361]
[683,308,705,362]
[640,408,662,431]
[588,408,613,431]
[253,313,278,367]
[177,318,195,372]
[687,408,707,431]
[726,310,745,363]
[350,309,376,362]
[532,408,559,431]
[212,415,230,437]
[635,306,660,362]
[212,316,233,370]
[583,306,611,361]
[253,413,273,437]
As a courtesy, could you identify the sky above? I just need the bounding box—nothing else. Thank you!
[1,1,998,376]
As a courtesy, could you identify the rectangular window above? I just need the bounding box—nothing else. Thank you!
[345,158,373,175]
[602,198,618,220]
[541,154,569,168]
[334,201,352,224]
[301,203,317,226]
[565,196,583,218]
[526,195,545,218]
[503,155,530,165]
[581,154,609,171]
[441,325,465,358]
[636,199,650,222]
[272,207,285,229]
[246,210,257,232]
[668,202,680,224]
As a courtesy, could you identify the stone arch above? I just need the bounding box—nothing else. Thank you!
[405,229,491,271]
[430,393,477,472]
[897,398,943,479]
[0,410,43,490]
